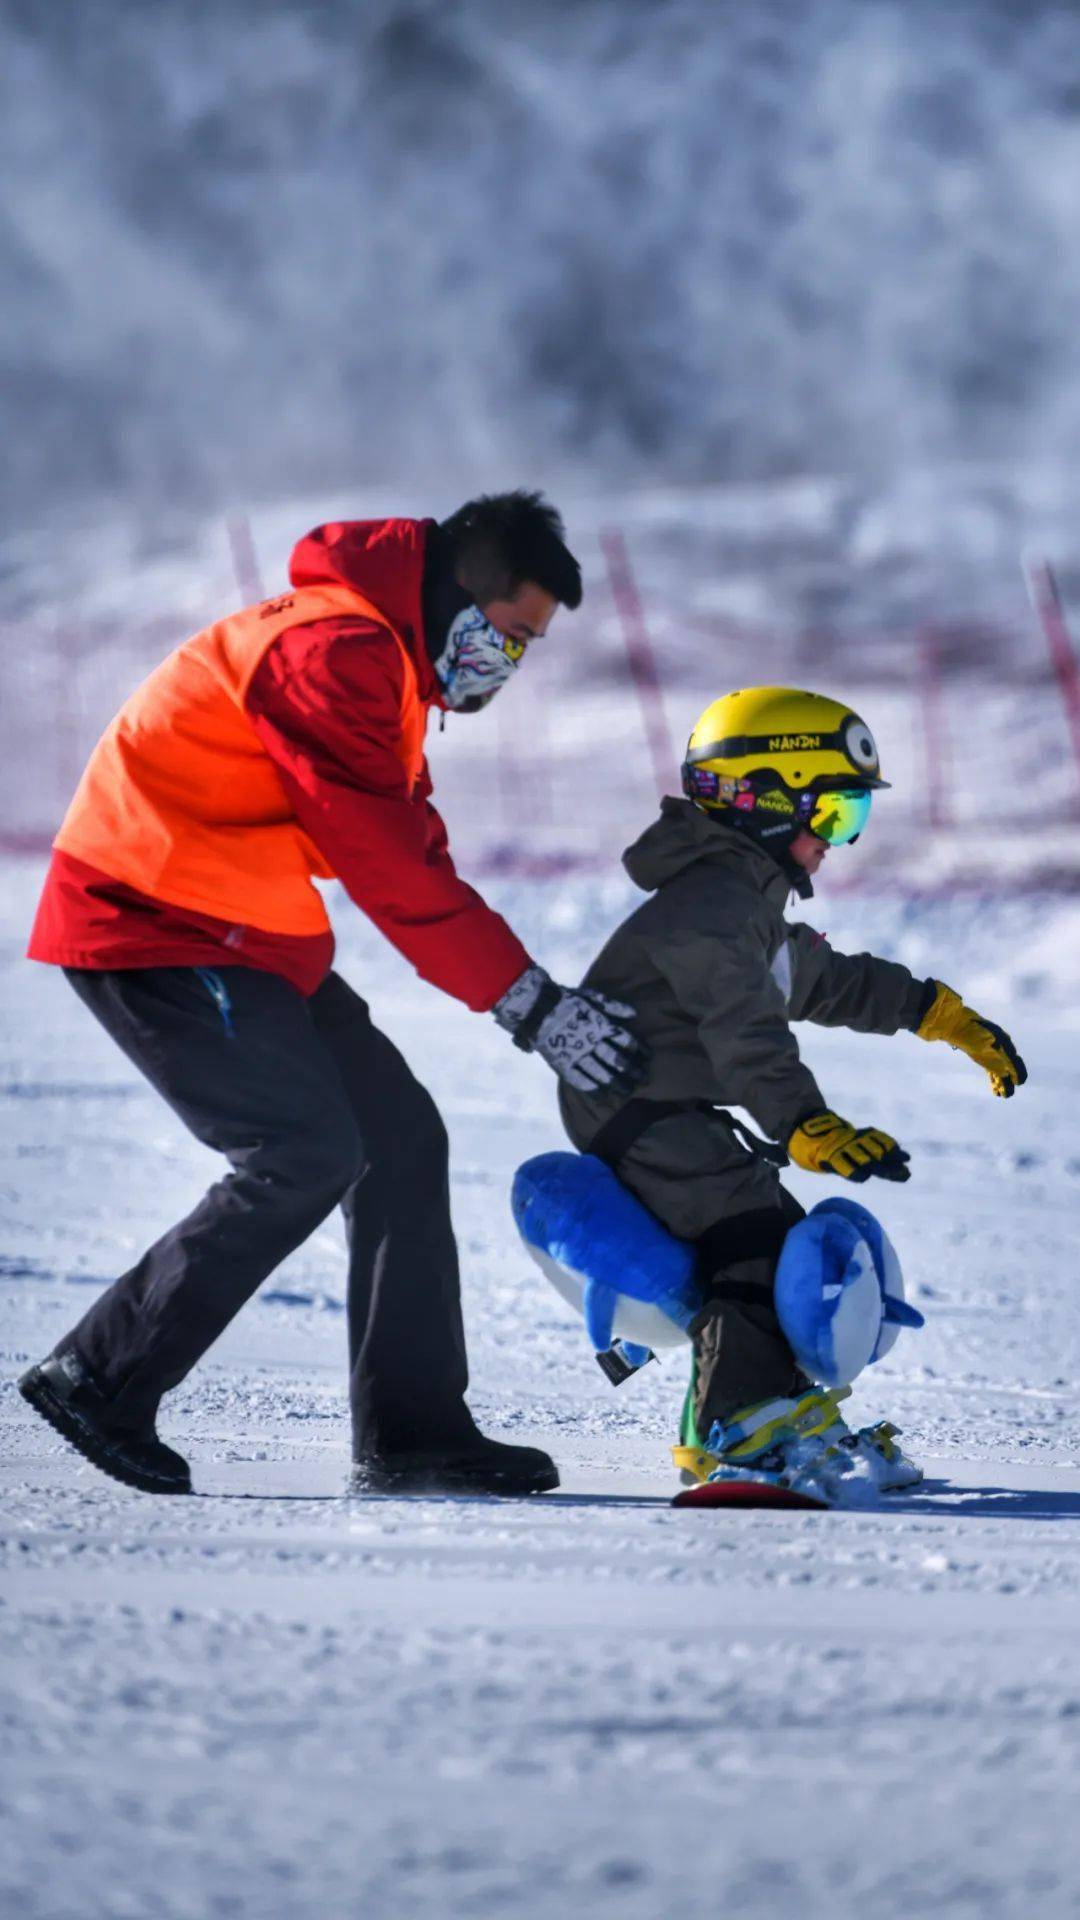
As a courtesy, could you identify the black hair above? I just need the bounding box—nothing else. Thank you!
[441,490,583,610]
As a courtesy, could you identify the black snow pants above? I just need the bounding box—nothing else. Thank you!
[56,965,474,1457]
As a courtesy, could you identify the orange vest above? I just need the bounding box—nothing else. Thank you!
[54,584,427,937]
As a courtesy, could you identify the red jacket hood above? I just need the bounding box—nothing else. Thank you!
[289,517,436,691]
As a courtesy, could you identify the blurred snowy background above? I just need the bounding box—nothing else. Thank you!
[5,0,1080,514]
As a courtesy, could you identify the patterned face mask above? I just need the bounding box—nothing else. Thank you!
[433,605,528,710]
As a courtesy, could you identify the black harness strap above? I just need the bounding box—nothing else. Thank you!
[587,1098,693,1169]
[588,1099,789,1171]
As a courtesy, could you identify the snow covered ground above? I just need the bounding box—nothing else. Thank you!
[3,853,1080,1920]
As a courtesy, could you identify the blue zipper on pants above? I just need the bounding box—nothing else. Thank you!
[195,968,236,1039]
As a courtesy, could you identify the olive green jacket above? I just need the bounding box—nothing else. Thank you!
[559,798,928,1151]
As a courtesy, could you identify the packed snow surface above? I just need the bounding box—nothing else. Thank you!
[2,857,1080,1919]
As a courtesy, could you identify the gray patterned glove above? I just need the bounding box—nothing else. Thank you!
[493,965,649,1094]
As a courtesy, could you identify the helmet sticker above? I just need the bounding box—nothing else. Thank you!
[682,766,720,801]
[754,788,796,816]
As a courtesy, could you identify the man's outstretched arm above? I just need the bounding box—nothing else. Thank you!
[247,621,647,1091]
[247,619,531,1010]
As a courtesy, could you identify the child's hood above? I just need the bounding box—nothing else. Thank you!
[622,796,779,894]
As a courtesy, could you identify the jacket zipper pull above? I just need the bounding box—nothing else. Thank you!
[196,968,236,1039]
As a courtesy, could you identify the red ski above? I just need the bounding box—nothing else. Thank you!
[672,1478,829,1511]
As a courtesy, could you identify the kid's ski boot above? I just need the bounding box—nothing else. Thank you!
[672,1385,855,1494]
[828,1417,922,1491]
[672,1383,921,1495]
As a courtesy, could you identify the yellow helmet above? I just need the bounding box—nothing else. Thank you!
[681,687,888,851]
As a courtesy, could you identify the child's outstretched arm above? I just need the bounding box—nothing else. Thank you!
[785,923,928,1036]
[784,926,1027,1099]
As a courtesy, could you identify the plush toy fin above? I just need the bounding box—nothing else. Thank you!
[883,1296,924,1328]
[583,1277,619,1353]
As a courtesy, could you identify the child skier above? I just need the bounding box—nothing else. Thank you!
[557,686,1027,1492]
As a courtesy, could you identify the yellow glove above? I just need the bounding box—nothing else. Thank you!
[788,1110,911,1183]
[916,983,1027,1098]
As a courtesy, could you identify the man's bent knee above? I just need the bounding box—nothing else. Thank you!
[253,1112,366,1203]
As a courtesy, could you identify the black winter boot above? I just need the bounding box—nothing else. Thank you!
[19,1353,192,1495]
[350,1431,559,1496]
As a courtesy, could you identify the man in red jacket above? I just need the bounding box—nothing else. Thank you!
[21,492,645,1497]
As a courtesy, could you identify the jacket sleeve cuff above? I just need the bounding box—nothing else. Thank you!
[492,964,558,1040]
[907,978,939,1032]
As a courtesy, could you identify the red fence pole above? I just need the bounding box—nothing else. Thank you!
[227,513,265,604]
[600,528,677,800]
[917,624,951,829]
[1024,554,1080,802]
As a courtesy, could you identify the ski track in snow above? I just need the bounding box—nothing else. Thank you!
[2,859,1079,1919]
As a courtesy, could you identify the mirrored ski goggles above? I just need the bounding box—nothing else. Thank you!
[805,787,873,845]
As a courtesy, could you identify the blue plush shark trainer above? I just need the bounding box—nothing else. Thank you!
[511,1151,922,1388]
